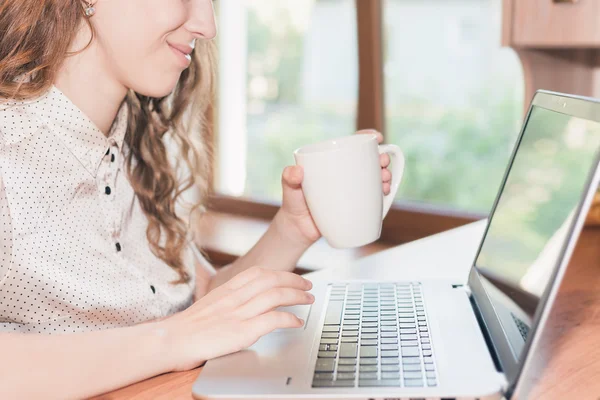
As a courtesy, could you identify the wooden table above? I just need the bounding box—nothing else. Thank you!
[96,221,600,400]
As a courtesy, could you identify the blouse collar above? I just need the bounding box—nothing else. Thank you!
[32,85,128,177]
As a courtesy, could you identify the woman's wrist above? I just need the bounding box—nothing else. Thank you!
[273,209,317,251]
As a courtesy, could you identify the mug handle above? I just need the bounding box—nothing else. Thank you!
[378,144,405,219]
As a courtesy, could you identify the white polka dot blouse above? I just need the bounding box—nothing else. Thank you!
[0,86,209,334]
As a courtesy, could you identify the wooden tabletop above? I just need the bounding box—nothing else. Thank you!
[95,225,600,400]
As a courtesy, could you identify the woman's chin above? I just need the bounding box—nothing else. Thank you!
[130,76,181,99]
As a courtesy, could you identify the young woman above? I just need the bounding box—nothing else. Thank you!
[0,0,392,398]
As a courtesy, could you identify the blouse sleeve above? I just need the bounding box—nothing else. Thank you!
[0,163,13,283]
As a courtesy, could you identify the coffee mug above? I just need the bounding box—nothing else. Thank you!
[294,133,405,248]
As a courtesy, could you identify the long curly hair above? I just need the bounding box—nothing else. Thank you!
[0,0,215,284]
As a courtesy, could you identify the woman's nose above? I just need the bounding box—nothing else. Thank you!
[186,0,217,40]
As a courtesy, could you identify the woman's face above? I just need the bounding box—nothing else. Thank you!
[91,0,216,97]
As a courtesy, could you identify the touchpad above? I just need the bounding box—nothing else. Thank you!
[271,304,312,333]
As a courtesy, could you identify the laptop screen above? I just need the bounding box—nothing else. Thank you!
[473,104,600,360]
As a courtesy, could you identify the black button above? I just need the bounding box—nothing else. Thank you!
[105,148,110,156]
[105,186,111,195]
[150,285,156,294]
[115,242,121,252]
[111,154,115,162]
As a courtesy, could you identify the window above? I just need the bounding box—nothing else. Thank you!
[216,0,358,201]
[383,0,524,212]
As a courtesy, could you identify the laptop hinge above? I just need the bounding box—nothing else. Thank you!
[464,285,504,374]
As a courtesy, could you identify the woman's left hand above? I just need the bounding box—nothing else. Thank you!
[276,129,392,247]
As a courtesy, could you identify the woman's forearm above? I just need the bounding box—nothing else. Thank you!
[0,322,173,400]
[208,210,312,291]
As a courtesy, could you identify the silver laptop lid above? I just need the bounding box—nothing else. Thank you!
[467,90,600,395]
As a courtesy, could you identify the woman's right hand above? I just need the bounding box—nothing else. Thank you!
[158,266,315,372]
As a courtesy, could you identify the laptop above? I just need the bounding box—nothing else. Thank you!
[192,90,600,400]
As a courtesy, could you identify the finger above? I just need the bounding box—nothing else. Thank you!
[234,287,315,319]
[195,267,301,311]
[246,311,304,338]
[356,129,383,144]
[380,153,390,168]
[199,269,312,316]
[382,168,392,183]
[282,165,303,188]
[383,182,391,195]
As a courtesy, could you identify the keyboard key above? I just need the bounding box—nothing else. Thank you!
[381,338,398,344]
[399,324,416,329]
[336,372,356,380]
[362,328,378,334]
[360,358,378,365]
[381,357,399,365]
[345,315,360,320]
[358,379,402,387]
[381,332,397,338]
[339,342,358,358]
[401,341,418,347]
[339,359,356,365]
[381,350,399,358]
[313,372,333,380]
[362,317,378,323]
[321,332,339,338]
[381,326,397,332]
[345,310,360,315]
[400,328,416,334]
[359,372,378,380]
[404,371,423,379]
[324,301,343,325]
[401,347,420,357]
[381,320,397,326]
[380,315,396,321]
[359,365,378,372]
[400,334,418,341]
[361,333,377,340]
[402,364,422,371]
[425,364,435,371]
[404,379,424,387]
[381,344,398,351]
[315,359,335,372]
[312,380,354,387]
[320,338,338,345]
[362,312,378,318]
[341,337,358,343]
[426,371,436,379]
[423,350,432,357]
[402,357,421,365]
[342,331,358,337]
[423,356,434,364]
[381,364,400,372]
[427,379,438,386]
[343,325,359,331]
[318,351,337,358]
[381,372,400,379]
[361,339,377,346]
[421,338,431,343]
[362,322,378,328]
[360,346,377,358]
[344,320,359,326]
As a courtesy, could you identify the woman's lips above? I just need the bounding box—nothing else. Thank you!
[167,43,192,67]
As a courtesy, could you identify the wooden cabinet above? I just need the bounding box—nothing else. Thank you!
[502,0,600,109]
[510,0,600,47]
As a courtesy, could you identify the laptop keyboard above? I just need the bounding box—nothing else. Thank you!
[312,282,438,388]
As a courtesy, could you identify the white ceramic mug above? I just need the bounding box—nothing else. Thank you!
[294,133,405,248]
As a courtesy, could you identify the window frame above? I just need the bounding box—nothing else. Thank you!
[208,0,486,245]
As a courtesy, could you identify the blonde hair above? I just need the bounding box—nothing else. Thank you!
[0,0,215,283]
